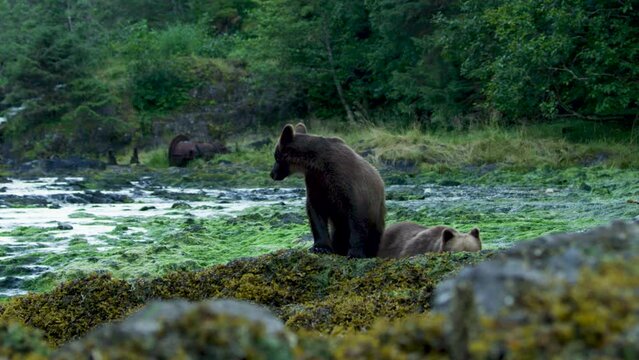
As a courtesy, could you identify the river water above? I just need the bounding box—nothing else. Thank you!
[1,176,637,297]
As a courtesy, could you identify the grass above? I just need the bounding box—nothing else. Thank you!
[129,119,639,175]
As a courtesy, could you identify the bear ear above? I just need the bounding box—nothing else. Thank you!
[470,228,480,239]
[294,122,307,134]
[279,124,295,145]
[442,228,455,243]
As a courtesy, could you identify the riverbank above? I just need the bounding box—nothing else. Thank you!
[0,164,637,297]
[0,120,637,296]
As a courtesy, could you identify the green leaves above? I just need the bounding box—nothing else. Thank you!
[434,0,639,121]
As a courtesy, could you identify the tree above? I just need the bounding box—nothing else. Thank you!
[236,0,374,122]
[435,0,639,121]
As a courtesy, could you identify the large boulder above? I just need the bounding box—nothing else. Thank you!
[430,220,639,359]
[328,220,639,360]
[54,299,295,360]
[0,321,50,360]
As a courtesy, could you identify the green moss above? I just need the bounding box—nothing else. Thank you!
[1,250,491,346]
[0,321,51,360]
[1,274,143,346]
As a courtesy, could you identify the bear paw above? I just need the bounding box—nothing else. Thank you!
[310,246,333,254]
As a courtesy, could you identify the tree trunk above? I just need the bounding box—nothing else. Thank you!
[321,27,355,123]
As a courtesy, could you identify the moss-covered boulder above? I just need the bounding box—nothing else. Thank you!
[54,299,295,360]
[0,321,51,359]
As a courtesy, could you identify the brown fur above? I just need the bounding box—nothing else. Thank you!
[270,123,386,258]
[377,222,481,258]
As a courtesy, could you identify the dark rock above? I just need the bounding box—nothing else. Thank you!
[0,186,7,193]
[54,299,295,360]
[171,202,192,209]
[57,222,73,231]
[48,204,62,209]
[50,191,132,204]
[0,195,49,207]
[278,212,305,225]
[247,138,273,149]
[579,182,592,191]
[439,179,462,187]
[139,206,156,211]
[0,276,22,288]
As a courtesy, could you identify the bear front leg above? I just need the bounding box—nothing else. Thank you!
[346,216,368,258]
[307,201,332,254]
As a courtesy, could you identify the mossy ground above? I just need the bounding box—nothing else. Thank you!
[2,249,639,359]
[0,249,489,346]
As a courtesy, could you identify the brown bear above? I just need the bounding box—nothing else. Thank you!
[270,123,385,258]
[377,222,481,258]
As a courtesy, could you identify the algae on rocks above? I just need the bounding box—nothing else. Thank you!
[0,249,490,345]
[55,299,295,360]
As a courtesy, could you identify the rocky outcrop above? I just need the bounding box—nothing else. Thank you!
[54,299,294,360]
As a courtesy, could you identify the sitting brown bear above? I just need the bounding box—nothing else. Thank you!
[270,122,386,258]
[377,222,481,258]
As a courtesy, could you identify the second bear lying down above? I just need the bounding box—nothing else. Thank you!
[377,222,481,258]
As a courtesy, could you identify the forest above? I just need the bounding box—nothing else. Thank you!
[0,0,637,158]
[1,1,639,359]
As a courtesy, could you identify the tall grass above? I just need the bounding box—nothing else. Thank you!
[291,119,639,169]
[132,119,639,170]
[138,148,169,168]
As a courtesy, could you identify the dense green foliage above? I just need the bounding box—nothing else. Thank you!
[0,0,637,159]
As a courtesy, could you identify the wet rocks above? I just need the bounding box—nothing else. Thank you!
[151,189,208,201]
[171,202,192,209]
[56,222,73,230]
[50,191,132,204]
[54,299,295,360]
[0,190,132,207]
[0,194,49,207]
[18,157,106,175]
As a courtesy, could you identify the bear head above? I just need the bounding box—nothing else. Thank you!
[441,228,481,252]
[271,123,308,181]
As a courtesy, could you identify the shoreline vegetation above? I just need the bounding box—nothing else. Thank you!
[1,0,638,357]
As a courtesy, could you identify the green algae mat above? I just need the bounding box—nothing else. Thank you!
[1,166,638,297]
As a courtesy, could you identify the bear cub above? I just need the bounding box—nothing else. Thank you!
[377,222,481,258]
[270,123,386,258]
